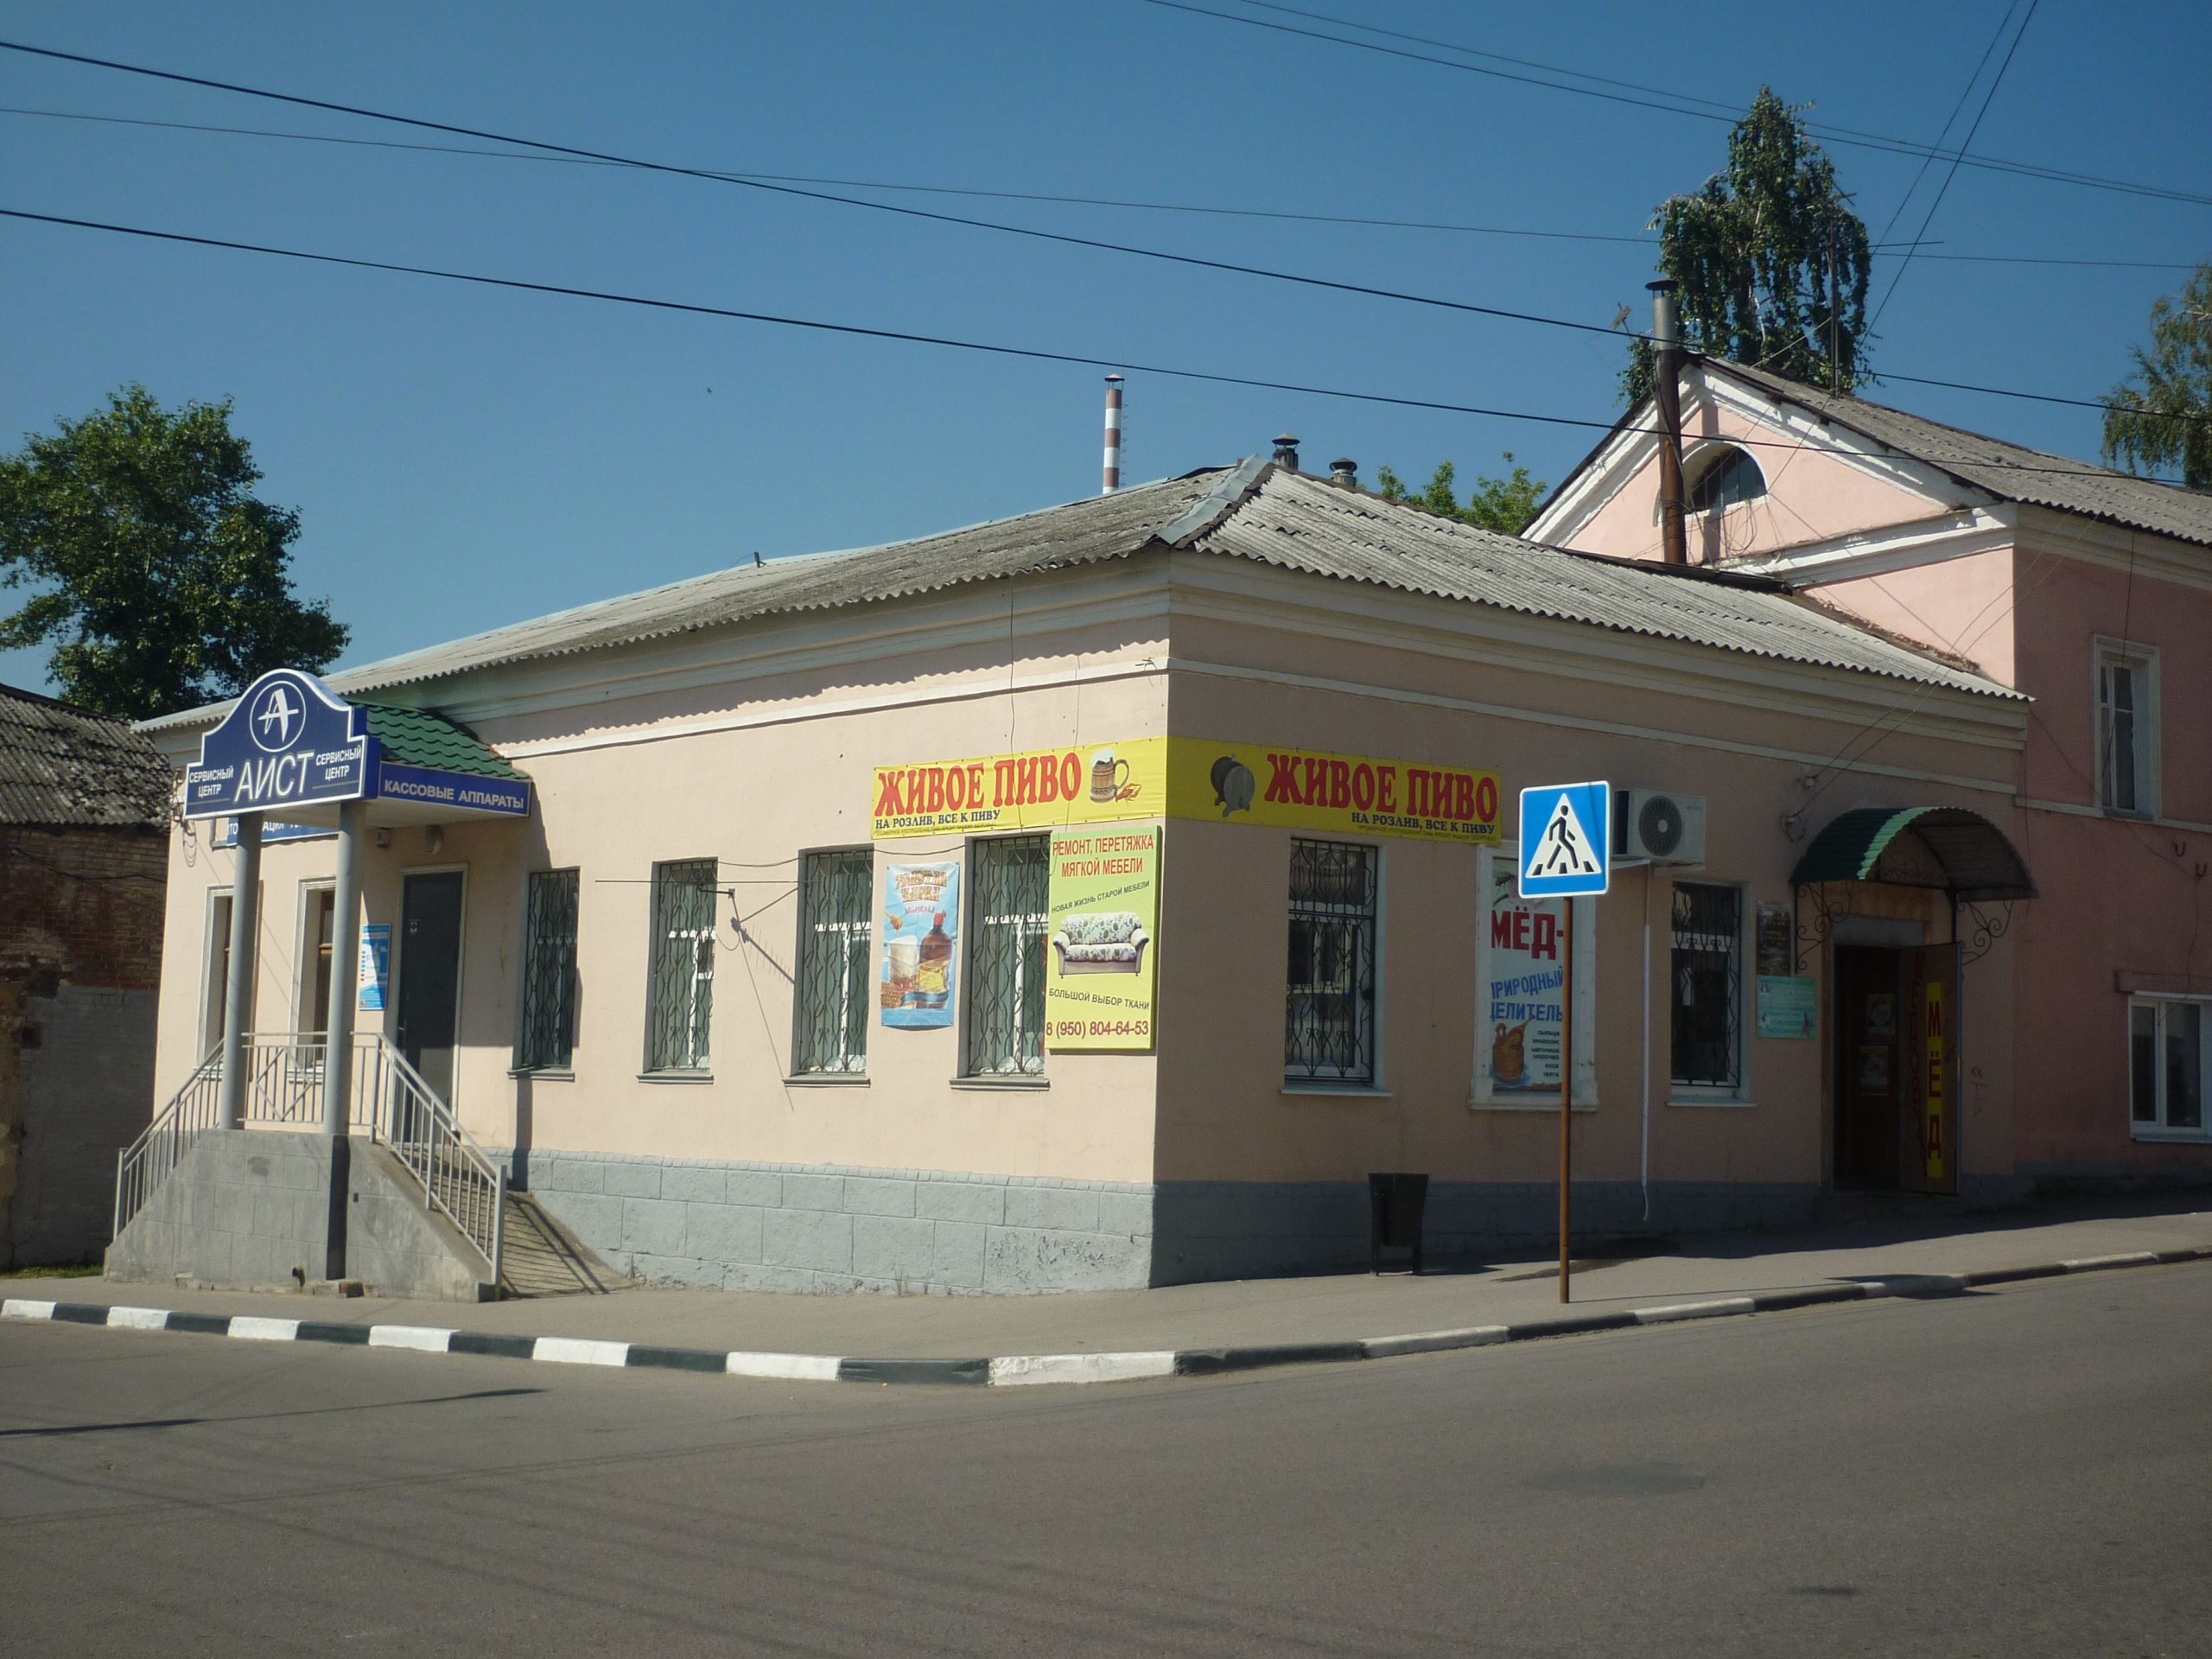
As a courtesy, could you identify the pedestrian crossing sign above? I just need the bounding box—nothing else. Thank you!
[1519,782,1611,898]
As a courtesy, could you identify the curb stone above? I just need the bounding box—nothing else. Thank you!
[7,1245,2209,1389]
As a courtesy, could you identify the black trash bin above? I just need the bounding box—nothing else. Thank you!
[1368,1172,1430,1275]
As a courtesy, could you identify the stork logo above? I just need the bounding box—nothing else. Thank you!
[249,682,303,753]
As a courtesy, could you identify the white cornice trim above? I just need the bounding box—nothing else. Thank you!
[1720,507,2018,586]
[1169,656,2015,798]
[2015,795,2212,836]
[2012,505,2212,594]
[1165,553,2026,749]
[1524,418,1657,546]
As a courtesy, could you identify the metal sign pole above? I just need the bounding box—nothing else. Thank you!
[1559,907,1573,1304]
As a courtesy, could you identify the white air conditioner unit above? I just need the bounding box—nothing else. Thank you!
[1615,789,1707,865]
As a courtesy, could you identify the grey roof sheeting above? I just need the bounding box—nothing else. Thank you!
[1715,361,2212,551]
[143,457,2016,734]
[0,683,174,828]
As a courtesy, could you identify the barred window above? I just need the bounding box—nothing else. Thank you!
[793,849,873,1075]
[645,858,717,1072]
[515,868,579,1071]
[1671,882,1742,1090]
[965,836,1049,1077]
[1286,839,1379,1085]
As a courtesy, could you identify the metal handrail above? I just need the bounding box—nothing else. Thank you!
[113,1031,503,1285]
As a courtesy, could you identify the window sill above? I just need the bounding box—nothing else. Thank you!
[509,1067,575,1081]
[951,1075,1049,1090]
[1282,1084,1389,1101]
[1469,1097,1598,1113]
[2131,1127,2211,1143]
[638,1070,714,1084]
[1669,1096,1757,1109]
[785,1073,870,1087]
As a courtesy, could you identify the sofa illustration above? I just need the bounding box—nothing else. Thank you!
[1051,911,1151,976]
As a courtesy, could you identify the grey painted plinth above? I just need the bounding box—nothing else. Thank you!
[105,1129,491,1301]
[512,1152,1154,1295]
[1148,1179,1823,1286]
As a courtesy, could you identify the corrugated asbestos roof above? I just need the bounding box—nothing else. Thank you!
[1716,360,2212,550]
[144,456,2018,734]
[1190,467,2018,699]
[358,702,524,779]
[0,683,173,827]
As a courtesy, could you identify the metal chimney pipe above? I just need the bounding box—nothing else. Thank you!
[1273,433,1300,471]
[1101,374,1124,494]
[1331,457,1358,489]
[1649,279,1688,566]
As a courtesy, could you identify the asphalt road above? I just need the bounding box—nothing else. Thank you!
[3,1263,2208,1658]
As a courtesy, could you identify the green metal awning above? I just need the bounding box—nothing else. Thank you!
[1790,806,2036,902]
[356,702,525,780]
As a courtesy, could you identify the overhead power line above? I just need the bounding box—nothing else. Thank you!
[3,104,2197,272]
[1141,0,2212,210]
[6,205,2200,470]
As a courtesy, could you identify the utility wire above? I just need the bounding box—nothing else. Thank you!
[4,103,2196,272]
[1141,0,2212,209]
[7,204,2199,474]
[1870,2,2019,252]
[1872,0,2041,327]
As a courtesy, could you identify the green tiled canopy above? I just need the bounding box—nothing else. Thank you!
[1790,806,2036,902]
[358,702,525,781]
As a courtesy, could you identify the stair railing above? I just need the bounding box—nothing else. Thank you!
[114,1031,503,1287]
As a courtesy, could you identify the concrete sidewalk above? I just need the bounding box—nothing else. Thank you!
[8,1198,2209,1371]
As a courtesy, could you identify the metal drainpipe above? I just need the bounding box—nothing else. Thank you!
[1101,374,1123,494]
[216,815,262,1131]
[321,799,365,1138]
[1649,279,1688,566]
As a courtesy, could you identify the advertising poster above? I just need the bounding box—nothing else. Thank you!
[880,861,959,1029]
[356,922,391,1012]
[1756,900,1794,976]
[1756,974,1817,1039]
[872,737,1501,848]
[1044,823,1160,1051]
[1482,858,1569,1095]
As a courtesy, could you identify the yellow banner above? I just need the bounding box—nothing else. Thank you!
[874,737,1502,845]
[872,739,1169,838]
[1044,823,1160,1051]
[1165,737,1503,845]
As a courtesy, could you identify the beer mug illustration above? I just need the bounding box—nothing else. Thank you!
[1090,747,1133,803]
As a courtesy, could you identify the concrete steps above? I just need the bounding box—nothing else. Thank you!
[498,1190,630,1299]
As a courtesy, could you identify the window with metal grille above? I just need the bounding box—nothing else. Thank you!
[645,858,717,1072]
[794,849,874,1075]
[1671,882,1742,1090]
[1286,839,1379,1085]
[964,836,1049,1077]
[515,868,580,1071]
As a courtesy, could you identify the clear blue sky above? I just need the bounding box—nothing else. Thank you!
[2,1,2206,696]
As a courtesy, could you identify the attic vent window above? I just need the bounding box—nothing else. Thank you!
[1685,446,1767,514]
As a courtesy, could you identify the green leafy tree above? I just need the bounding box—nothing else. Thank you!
[1372,455,1548,534]
[0,385,348,720]
[2101,262,2212,489]
[1624,88,1872,404]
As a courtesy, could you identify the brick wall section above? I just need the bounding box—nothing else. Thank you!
[0,823,168,1268]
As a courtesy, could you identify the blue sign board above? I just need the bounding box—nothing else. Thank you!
[213,817,334,849]
[183,670,375,821]
[1518,781,1611,899]
[358,923,391,1012]
[374,762,530,818]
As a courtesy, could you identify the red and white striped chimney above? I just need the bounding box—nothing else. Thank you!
[1102,374,1124,494]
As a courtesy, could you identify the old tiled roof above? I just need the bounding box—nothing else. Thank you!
[144,456,2018,734]
[1715,360,2212,550]
[0,683,173,828]
[358,702,524,779]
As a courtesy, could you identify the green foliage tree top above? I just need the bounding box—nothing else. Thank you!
[0,385,349,720]
[2101,262,2212,490]
[1371,455,1548,534]
[1624,88,1872,405]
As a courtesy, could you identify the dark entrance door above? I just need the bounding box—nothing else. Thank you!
[397,871,464,1105]
[1834,945,1904,1189]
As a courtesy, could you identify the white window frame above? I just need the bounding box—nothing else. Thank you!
[2129,994,2209,1141]
[2093,637,2159,818]
[1669,879,1751,1103]
[1471,844,1595,1107]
